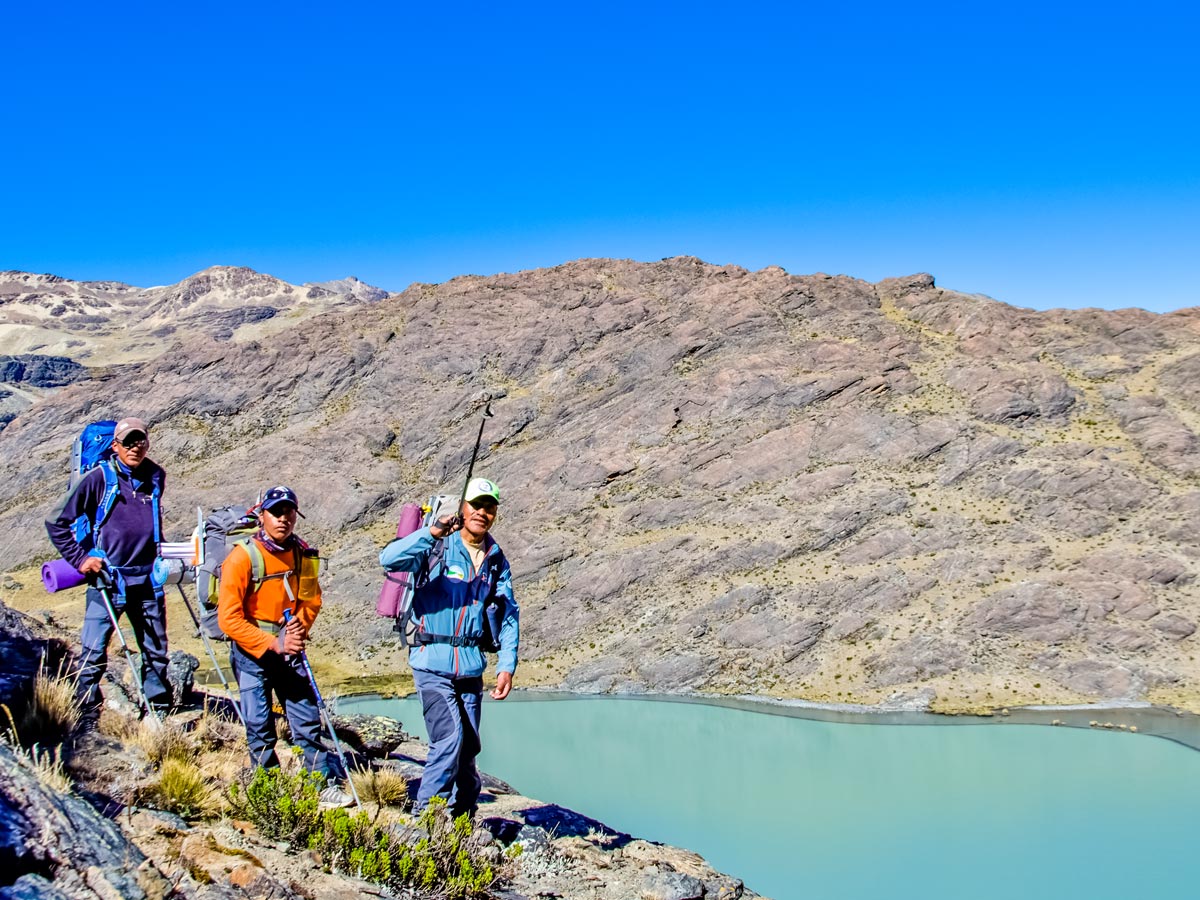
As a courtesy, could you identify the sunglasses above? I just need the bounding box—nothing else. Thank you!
[119,434,149,449]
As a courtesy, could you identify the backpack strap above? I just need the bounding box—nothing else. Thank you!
[87,462,122,553]
[233,538,270,593]
[417,538,447,589]
[92,461,164,549]
[413,632,482,647]
[412,541,506,648]
[235,538,302,593]
[148,468,163,544]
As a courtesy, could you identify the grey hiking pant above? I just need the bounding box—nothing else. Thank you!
[230,642,338,780]
[413,669,483,817]
[77,583,172,711]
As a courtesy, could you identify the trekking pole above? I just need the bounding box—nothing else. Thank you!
[452,397,495,523]
[95,568,160,723]
[172,583,245,728]
[282,609,361,807]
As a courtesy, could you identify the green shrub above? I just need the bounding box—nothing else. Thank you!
[311,808,395,881]
[311,798,496,897]
[226,766,324,845]
[229,771,498,897]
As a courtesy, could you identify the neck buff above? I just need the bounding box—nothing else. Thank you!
[256,530,297,554]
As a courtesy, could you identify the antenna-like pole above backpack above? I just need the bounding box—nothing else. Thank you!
[455,396,494,521]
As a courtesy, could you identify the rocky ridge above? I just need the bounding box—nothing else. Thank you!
[0,258,1198,714]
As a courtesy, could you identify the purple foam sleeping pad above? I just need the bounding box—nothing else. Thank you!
[42,558,87,593]
[376,502,424,617]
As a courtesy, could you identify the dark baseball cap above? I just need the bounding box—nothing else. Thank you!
[261,485,306,517]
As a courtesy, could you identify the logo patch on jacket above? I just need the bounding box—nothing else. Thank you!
[445,564,467,581]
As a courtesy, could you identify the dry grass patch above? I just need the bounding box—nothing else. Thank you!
[197,745,248,789]
[0,653,77,796]
[352,766,409,808]
[14,742,72,792]
[191,709,244,751]
[137,720,196,766]
[98,707,141,741]
[2,655,80,749]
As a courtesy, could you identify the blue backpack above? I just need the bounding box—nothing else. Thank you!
[70,420,117,488]
[67,420,163,555]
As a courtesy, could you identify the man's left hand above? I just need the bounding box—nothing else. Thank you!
[490,671,513,700]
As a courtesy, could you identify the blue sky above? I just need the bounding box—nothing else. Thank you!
[2,1,1196,312]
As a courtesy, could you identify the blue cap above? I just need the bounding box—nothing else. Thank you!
[261,485,305,518]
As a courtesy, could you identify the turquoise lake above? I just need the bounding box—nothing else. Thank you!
[338,693,1200,900]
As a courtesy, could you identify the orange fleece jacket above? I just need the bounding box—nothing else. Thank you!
[217,539,322,659]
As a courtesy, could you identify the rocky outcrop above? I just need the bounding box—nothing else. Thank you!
[0,356,86,388]
[0,744,191,900]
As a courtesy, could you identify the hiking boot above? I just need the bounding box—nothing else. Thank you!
[76,704,102,736]
[319,785,356,808]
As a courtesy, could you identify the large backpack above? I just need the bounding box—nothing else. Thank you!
[70,420,117,489]
[386,494,506,653]
[195,506,262,641]
[66,420,163,558]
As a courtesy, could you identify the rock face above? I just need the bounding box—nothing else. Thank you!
[0,356,86,388]
[0,743,190,900]
[1,257,1199,711]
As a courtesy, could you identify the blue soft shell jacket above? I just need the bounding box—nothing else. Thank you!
[379,527,519,677]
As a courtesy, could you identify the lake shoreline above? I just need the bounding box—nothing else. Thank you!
[335,685,1200,752]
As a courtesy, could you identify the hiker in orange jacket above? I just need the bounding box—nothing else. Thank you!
[218,485,351,805]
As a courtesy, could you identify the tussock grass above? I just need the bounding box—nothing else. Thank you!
[98,707,141,741]
[197,745,248,786]
[2,656,80,749]
[191,710,243,751]
[352,766,409,808]
[137,720,195,766]
[0,655,77,794]
[30,658,80,745]
[9,741,72,793]
[145,757,212,819]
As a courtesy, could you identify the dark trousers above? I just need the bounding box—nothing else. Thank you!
[414,669,483,816]
[230,642,337,779]
[77,583,172,710]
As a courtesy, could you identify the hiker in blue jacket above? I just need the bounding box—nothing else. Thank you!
[45,417,172,722]
[379,477,519,818]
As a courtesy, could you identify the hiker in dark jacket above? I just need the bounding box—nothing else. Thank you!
[45,417,172,720]
[379,477,519,818]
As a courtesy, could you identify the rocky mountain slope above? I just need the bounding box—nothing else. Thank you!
[0,266,388,364]
[1,257,1198,713]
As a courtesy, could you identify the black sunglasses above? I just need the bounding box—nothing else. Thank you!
[119,434,149,449]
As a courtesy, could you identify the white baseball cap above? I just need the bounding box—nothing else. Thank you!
[464,477,500,503]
